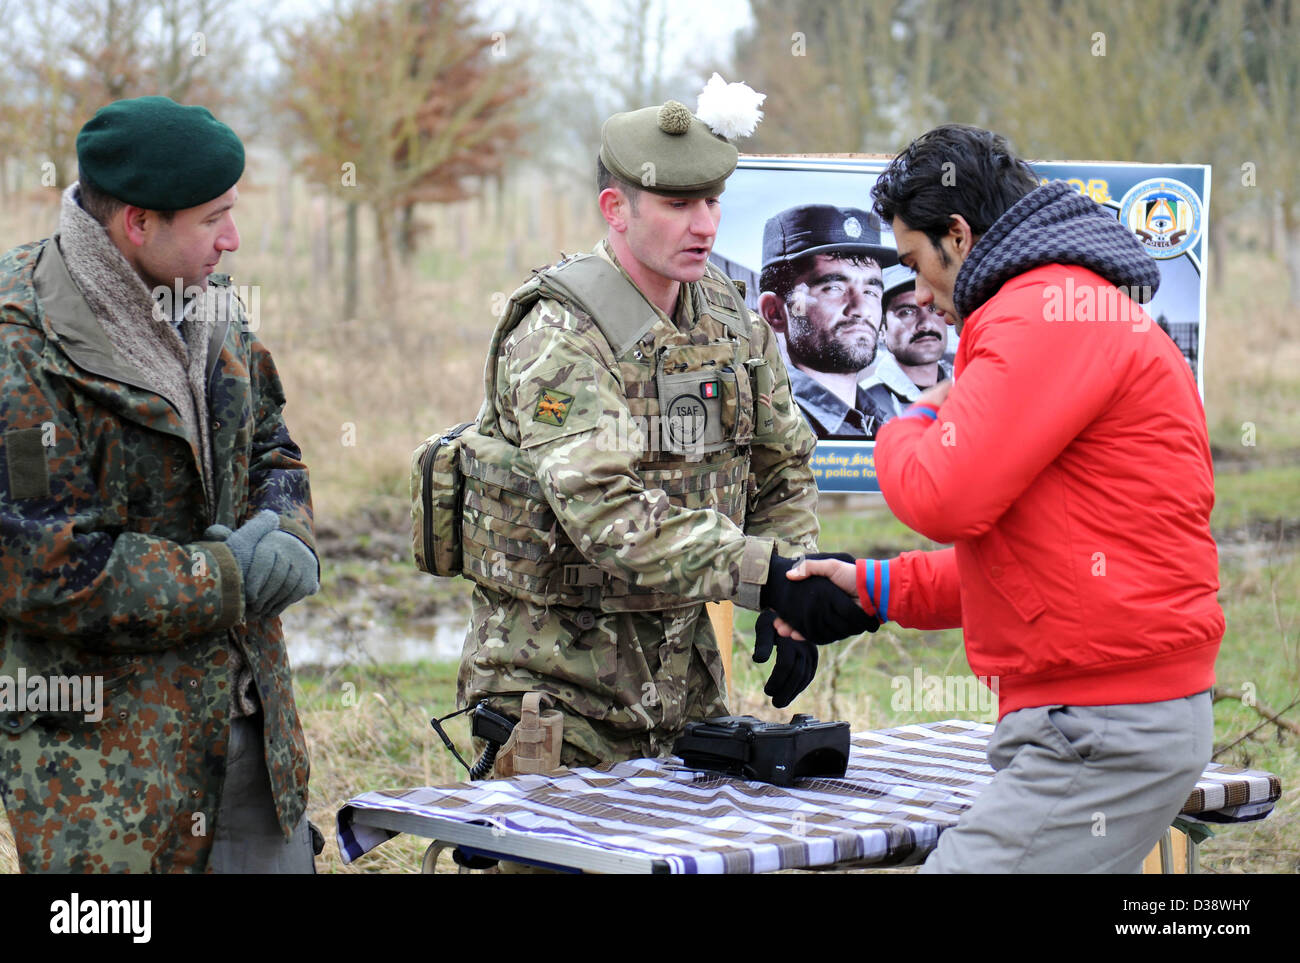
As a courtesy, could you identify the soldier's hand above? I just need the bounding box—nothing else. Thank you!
[246,531,320,618]
[752,610,817,709]
[203,511,317,617]
[759,551,879,644]
[204,510,279,576]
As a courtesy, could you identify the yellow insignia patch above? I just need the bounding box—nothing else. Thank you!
[533,389,574,427]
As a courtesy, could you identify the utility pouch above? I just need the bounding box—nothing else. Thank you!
[719,361,755,447]
[308,821,326,856]
[655,341,735,458]
[747,358,777,441]
[494,692,564,777]
[411,422,474,576]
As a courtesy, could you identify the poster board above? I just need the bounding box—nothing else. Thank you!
[711,155,1210,494]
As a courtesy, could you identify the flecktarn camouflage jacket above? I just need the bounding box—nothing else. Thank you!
[0,238,315,873]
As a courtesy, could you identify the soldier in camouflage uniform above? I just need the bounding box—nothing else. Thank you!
[455,96,869,771]
[0,97,318,872]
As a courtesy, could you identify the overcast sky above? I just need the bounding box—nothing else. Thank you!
[478,0,754,79]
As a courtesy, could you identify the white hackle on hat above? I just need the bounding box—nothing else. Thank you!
[695,72,765,140]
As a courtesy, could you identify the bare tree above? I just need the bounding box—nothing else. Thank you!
[1219,0,1300,303]
[524,0,700,185]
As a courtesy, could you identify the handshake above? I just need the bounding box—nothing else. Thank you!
[753,550,876,709]
[204,510,320,619]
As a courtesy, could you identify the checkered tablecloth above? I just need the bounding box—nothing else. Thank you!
[336,719,1283,873]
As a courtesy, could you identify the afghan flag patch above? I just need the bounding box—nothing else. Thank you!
[533,388,575,427]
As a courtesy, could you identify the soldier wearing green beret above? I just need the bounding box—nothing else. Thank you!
[0,96,319,872]
[452,78,872,775]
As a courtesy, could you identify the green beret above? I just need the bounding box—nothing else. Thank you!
[76,96,245,211]
[600,101,738,198]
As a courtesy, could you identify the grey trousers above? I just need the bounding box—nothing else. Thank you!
[920,690,1213,873]
[208,715,315,874]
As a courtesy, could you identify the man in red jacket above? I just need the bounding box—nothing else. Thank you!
[777,125,1221,872]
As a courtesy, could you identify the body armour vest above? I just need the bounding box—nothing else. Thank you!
[458,252,779,613]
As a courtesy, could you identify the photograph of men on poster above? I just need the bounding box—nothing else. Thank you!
[755,203,898,441]
[860,264,955,419]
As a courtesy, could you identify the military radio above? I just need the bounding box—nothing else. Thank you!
[671,713,852,786]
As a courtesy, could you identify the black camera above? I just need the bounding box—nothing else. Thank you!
[671,714,851,786]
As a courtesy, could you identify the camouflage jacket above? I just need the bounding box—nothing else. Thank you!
[487,244,820,603]
[0,238,314,873]
[459,244,819,747]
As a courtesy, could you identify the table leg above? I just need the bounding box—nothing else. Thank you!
[706,601,734,703]
[1141,827,1193,874]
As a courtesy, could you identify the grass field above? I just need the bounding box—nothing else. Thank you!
[0,173,1296,875]
[282,463,1300,875]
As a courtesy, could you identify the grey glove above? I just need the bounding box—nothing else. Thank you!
[204,510,318,617]
[245,529,319,617]
[204,510,279,578]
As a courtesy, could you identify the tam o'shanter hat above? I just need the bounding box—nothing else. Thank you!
[762,204,900,271]
[76,95,245,211]
[599,73,765,198]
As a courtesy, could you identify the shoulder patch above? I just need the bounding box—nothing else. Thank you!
[533,388,575,427]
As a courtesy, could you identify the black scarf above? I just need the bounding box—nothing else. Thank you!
[953,180,1161,320]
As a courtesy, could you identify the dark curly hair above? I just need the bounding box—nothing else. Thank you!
[871,124,1038,250]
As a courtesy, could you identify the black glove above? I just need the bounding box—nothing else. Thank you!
[752,610,818,709]
[759,550,880,644]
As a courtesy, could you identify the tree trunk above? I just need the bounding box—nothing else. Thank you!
[343,200,359,321]
[552,188,565,253]
[1286,220,1300,308]
[279,169,295,310]
[1209,214,1225,292]
[310,196,329,277]
[324,191,334,275]
[399,202,416,264]
[1271,194,1286,259]
[374,204,397,312]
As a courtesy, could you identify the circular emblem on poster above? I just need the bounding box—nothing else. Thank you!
[666,394,707,448]
[843,216,863,239]
[1118,178,1202,260]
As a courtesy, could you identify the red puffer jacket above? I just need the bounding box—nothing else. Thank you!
[873,263,1222,719]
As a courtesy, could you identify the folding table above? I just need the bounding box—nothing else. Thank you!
[336,719,1282,873]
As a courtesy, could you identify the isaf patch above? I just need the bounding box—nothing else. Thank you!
[533,389,575,427]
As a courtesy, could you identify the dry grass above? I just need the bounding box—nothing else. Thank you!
[1201,243,1300,454]
[0,814,15,874]
[301,672,462,875]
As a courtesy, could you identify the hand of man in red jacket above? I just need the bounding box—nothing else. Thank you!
[760,550,879,643]
[912,378,952,410]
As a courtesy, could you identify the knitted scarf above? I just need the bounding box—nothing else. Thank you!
[953,180,1162,320]
[59,187,260,717]
[58,184,217,505]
